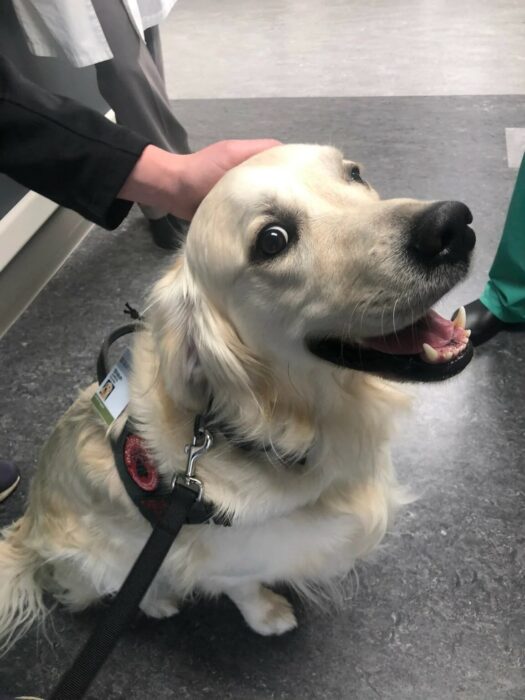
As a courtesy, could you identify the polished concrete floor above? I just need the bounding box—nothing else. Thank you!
[1,2,525,699]
[162,0,525,98]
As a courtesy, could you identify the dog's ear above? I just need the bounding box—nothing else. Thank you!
[149,259,269,411]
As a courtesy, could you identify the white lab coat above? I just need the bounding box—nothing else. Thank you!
[11,0,178,67]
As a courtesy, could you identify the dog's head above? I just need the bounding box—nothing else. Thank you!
[152,144,475,400]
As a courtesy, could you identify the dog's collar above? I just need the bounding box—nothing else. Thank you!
[211,417,308,467]
[112,419,231,528]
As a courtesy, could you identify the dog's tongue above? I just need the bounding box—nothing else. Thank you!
[363,309,460,355]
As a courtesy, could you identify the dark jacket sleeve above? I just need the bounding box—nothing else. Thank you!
[0,55,150,229]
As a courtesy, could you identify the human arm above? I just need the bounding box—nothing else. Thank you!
[0,54,148,229]
[0,55,280,229]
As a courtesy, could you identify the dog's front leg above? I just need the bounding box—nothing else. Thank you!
[224,581,298,636]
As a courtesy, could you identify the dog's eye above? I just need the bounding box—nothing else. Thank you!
[256,225,289,257]
[349,165,364,184]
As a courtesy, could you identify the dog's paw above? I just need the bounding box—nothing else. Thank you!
[231,585,298,636]
[140,596,179,619]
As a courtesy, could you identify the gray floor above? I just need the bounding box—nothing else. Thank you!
[1,94,524,699]
[162,0,525,98]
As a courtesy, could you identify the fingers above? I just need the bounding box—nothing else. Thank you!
[199,139,282,170]
[223,139,282,164]
[176,139,282,220]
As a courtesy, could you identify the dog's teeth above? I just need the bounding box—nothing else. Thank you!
[464,329,472,338]
[453,306,466,329]
[443,350,453,361]
[422,343,439,363]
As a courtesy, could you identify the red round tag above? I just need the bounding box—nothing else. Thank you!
[123,434,160,491]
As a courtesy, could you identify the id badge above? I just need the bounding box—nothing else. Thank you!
[92,349,131,425]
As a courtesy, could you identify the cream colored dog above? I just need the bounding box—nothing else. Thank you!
[0,144,475,651]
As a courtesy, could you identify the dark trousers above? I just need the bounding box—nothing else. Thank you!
[91,0,190,219]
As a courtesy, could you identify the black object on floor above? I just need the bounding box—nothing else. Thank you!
[460,298,523,346]
[149,214,188,250]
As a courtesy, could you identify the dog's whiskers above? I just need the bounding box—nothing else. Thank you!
[392,297,400,343]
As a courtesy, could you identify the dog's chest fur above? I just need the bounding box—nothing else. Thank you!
[105,343,410,599]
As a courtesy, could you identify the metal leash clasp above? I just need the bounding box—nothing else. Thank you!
[171,421,213,502]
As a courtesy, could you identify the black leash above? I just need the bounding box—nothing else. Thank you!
[49,479,200,700]
[49,307,213,700]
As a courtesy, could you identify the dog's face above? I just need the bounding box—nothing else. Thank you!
[183,144,475,382]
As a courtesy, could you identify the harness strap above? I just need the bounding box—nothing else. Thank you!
[212,419,307,466]
[49,480,199,700]
[96,322,140,385]
[113,419,231,527]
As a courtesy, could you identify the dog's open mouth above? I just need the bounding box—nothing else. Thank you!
[307,307,474,382]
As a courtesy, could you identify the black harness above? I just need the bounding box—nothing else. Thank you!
[113,417,231,528]
[104,323,304,531]
[95,314,230,529]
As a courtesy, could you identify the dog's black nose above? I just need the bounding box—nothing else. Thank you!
[408,201,475,262]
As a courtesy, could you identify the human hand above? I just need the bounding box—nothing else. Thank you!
[119,139,281,220]
[171,139,282,219]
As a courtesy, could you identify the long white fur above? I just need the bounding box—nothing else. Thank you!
[0,144,457,649]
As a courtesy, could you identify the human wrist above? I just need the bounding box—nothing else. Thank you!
[118,144,187,215]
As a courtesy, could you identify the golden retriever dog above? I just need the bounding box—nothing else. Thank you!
[0,144,475,651]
